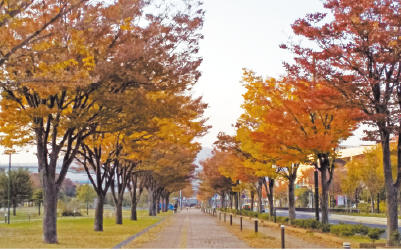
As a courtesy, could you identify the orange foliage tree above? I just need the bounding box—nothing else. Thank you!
[239,69,361,224]
[282,0,401,244]
[0,0,205,243]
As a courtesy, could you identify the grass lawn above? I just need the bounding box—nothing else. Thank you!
[0,209,173,248]
[337,234,386,244]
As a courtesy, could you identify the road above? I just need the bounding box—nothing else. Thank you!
[274,210,399,239]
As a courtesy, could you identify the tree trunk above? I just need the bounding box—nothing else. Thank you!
[115,201,123,225]
[157,195,160,214]
[165,193,170,212]
[234,192,238,210]
[317,154,332,225]
[221,191,225,209]
[251,192,254,210]
[229,193,233,209]
[161,194,165,212]
[131,191,137,220]
[263,178,275,218]
[38,203,41,216]
[94,194,105,231]
[258,178,263,213]
[381,131,399,246]
[320,164,329,224]
[13,204,16,216]
[148,189,154,216]
[371,192,375,213]
[288,179,296,224]
[42,179,60,244]
[355,189,359,210]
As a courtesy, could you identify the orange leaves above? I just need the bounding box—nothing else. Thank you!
[238,68,360,170]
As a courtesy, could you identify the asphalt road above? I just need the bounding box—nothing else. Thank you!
[273,210,399,239]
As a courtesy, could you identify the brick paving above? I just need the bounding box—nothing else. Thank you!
[135,208,250,249]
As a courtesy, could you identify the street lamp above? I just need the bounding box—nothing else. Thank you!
[4,149,17,225]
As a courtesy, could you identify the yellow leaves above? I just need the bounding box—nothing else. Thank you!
[147,91,167,100]
[82,56,95,70]
[120,17,133,31]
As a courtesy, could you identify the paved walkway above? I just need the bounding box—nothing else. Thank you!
[135,208,250,248]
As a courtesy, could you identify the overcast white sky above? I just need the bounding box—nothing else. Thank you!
[0,0,375,166]
[192,0,374,149]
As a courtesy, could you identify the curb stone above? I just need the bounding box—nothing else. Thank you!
[112,217,167,249]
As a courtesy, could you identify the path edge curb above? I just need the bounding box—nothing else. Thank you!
[112,216,168,249]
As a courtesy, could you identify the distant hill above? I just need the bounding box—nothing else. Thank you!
[194,147,213,171]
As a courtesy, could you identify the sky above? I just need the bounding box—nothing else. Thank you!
[0,0,375,166]
[192,0,374,149]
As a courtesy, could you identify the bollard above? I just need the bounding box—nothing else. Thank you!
[254,219,258,233]
[230,214,232,226]
[224,212,226,222]
[281,225,285,249]
[219,211,221,220]
[240,216,243,231]
[343,242,351,249]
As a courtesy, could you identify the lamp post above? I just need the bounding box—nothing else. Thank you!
[7,154,11,224]
[4,150,17,225]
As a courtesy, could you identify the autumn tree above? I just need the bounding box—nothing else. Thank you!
[239,69,360,224]
[341,159,364,209]
[211,149,258,209]
[361,146,385,213]
[141,141,200,216]
[199,149,235,208]
[282,0,401,245]
[214,133,275,215]
[0,0,205,243]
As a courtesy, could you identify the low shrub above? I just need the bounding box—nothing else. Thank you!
[276,216,289,224]
[368,228,385,243]
[320,224,331,233]
[291,218,321,229]
[258,213,270,220]
[354,224,369,236]
[330,224,356,237]
[62,210,82,216]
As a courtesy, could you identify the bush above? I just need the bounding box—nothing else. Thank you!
[320,224,331,233]
[354,224,369,236]
[368,228,385,243]
[291,218,322,229]
[330,224,356,237]
[276,216,289,224]
[304,219,321,229]
[62,210,82,216]
[259,213,270,220]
